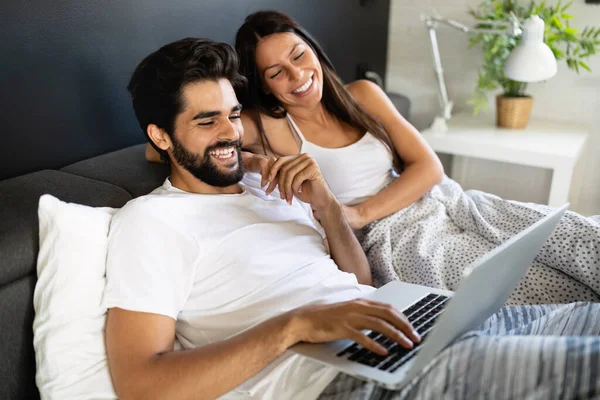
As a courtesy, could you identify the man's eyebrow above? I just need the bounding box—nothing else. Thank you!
[264,43,302,72]
[192,104,242,121]
[192,110,220,120]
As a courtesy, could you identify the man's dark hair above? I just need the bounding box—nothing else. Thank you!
[127,38,247,160]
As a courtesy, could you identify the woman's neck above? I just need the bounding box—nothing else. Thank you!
[286,102,332,127]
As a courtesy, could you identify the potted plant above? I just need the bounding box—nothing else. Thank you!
[468,0,600,128]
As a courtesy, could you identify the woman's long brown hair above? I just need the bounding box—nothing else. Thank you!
[235,10,403,173]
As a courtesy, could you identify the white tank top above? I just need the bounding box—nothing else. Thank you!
[286,114,395,206]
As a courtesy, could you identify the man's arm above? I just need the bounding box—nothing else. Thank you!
[107,298,420,400]
[315,199,372,285]
[106,307,296,400]
[265,154,372,285]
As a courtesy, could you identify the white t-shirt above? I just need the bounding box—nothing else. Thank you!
[103,173,375,400]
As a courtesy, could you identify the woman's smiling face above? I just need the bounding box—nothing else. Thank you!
[254,32,324,109]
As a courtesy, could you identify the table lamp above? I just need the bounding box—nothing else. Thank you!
[422,12,558,133]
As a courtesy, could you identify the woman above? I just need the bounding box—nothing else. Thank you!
[230,10,600,306]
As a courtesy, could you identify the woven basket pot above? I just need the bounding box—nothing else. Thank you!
[496,95,534,129]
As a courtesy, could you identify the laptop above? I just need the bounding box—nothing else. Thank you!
[290,203,568,390]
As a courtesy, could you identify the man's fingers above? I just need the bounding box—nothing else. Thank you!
[265,176,278,196]
[378,306,421,344]
[282,159,313,202]
[265,157,288,196]
[264,154,321,204]
[356,300,420,344]
[266,156,292,184]
[348,329,388,356]
[291,167,318,196]
[358,316,414,349]
[273,156,310,203]
[259,160,270,188]
[259,157,277,188]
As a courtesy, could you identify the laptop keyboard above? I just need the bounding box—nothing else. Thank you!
[336,293,449,373]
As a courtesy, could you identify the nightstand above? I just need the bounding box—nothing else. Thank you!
[420,113,589,207]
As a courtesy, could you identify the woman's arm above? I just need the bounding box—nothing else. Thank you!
[345,80,444,229]
[240,110,265,154]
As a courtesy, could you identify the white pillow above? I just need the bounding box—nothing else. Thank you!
[33,194,118,400]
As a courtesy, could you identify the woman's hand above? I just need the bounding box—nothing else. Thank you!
[341,204,367,230]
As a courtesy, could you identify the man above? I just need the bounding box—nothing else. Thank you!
[104,38,419,400]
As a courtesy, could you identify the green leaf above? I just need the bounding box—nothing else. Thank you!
[561,13,574,20]
[565,27,579,36]
[553,48,566,59]
[579,61,592,72]
[561,0,574,12]
[536,0,547,15]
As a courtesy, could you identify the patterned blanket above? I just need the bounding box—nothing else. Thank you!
[358,176,600,305]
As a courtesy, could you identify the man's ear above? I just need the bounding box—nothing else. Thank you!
[147,124,172,151]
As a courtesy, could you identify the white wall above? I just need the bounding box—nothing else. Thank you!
[387,0,600,215]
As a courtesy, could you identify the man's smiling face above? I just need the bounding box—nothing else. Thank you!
[168,78,245,187]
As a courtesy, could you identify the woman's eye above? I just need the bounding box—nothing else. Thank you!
[269,70,282,79]
[294,51,305,61]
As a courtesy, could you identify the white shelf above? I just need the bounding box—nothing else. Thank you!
[420,113,589,207]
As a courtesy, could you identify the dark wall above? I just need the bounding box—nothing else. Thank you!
[0,0,390,180]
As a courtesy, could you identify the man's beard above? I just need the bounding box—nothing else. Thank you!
[171,137,244,187]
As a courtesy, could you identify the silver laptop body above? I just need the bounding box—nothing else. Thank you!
[290,204,568,390]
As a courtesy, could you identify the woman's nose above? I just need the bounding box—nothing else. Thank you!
[290,66,303,82]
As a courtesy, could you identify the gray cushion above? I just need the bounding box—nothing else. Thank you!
[387,92,411,121]
[61,144,169,198]
[0,169,131,288]
[0,275,39,400]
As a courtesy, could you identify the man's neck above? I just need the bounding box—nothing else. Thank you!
[169,168,243,195]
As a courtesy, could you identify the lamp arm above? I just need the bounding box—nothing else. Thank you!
[421,13,522,132]
[425,20,452,123]
[423,13,522,36]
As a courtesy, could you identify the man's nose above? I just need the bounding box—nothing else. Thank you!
[218,119,241,141]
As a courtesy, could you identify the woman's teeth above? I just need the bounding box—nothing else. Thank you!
[210,147,234,159]
[293,76,313,94]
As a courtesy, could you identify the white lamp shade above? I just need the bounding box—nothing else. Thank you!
[504,15,558,82]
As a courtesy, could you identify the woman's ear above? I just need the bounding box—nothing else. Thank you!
[147,124,172,151]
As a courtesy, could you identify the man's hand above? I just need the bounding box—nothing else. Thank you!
[264,154,373,285]
[241,152,278,187]
[265,154,335,211]
[288,299,421,355]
